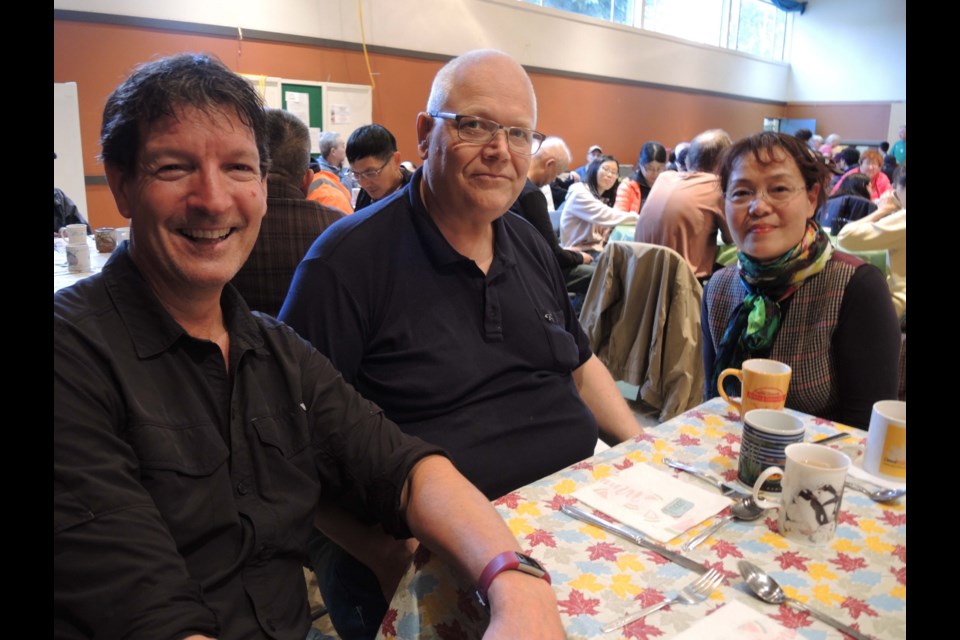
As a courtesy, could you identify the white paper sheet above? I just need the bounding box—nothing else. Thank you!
[672,601,797,640]
[573,463,732,543]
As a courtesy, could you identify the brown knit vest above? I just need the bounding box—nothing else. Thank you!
[705,253,861,419]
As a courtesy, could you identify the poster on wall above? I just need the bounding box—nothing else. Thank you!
[285,91,311,127]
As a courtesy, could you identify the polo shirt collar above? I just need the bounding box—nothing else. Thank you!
[102,243,265,359]
[405,167,518,273]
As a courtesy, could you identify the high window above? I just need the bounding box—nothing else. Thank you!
[522,0,791,61]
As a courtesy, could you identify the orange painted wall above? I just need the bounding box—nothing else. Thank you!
[783,103,892,144]
[55,17,889,229]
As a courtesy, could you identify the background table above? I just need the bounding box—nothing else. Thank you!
[379,398,905,639]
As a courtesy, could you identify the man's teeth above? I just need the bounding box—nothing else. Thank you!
[181,229,231,240]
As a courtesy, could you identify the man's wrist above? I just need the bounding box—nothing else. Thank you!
[475,551,551,608]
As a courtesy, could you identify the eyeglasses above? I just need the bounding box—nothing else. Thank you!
[429,112,545,155]
[347,156,393,182]
[599,166,619,177]
[725,184,807,207]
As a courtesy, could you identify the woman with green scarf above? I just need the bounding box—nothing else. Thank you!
[702,132,900,429]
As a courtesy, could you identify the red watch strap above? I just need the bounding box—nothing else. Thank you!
[476,551,551,606]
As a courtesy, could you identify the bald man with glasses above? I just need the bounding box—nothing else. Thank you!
[280,50,640,639]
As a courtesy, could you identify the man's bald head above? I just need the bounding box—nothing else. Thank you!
[686,129,733,174]
[528,136,571,187]
[426,49,538,125]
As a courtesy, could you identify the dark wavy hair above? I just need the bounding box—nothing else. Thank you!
[585,155,619,199]
[99,53,268,176]
[719,132,830,209]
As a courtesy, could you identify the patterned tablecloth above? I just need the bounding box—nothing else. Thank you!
[378,398,906,639]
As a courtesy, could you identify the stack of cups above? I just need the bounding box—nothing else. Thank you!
[717,359,801,493]
[60,224,90,273]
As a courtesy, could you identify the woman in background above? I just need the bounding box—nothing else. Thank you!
[819,172,876,234]
[615,142,667,213]
[702,132,900,429]
[831,149,892,201]
[560,156,638,258]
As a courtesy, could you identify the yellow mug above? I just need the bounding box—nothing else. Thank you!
[718,359,791,417]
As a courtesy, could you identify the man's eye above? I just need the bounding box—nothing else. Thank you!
[461,118,485,131]
[508,128,531,142]
[156,165,188,178]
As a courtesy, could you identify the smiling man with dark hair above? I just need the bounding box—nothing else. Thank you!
[55,52,564,640]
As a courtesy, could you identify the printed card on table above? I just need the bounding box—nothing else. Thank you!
[671,601,797,640]
[572,463,732,542]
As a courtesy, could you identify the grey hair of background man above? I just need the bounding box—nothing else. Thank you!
[319,131,343,159]
[99,52,268,176]
[686,129,733,174]
[263,108,311,185]
[425,49,538,125]
[536,136,572,171]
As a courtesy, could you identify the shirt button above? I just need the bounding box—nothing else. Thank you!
[236,482,249,495]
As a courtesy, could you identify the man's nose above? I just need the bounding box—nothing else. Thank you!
[190,168,233,213]
[483,127,512,156]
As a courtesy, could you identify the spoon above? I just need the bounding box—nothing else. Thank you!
[738,560,873,640]
[846,481,906,502]
[681,496,765,551]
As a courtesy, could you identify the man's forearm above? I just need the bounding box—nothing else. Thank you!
[573,354,643,445]
[402,456,564,639]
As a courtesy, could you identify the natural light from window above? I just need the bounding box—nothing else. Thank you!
[521,0,791,62]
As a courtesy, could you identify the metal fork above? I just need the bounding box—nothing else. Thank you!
[601,567,724,633]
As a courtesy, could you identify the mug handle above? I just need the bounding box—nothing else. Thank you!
[752,466,783,510]
[717,368,742,414]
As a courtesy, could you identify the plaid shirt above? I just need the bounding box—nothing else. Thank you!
[232,180,344,317]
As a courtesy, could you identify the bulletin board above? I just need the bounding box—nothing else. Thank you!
[243,75,372,155]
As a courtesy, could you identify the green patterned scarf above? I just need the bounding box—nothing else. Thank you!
[714,220,833,395]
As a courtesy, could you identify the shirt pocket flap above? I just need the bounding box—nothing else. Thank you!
[127,422,229,476]
[251,408,311,459]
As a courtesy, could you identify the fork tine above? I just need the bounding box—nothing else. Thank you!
[692,567,720,590]
[698,569,724,595]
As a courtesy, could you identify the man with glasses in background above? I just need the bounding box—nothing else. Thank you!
[345,124,412,211]
[280,49,640,640]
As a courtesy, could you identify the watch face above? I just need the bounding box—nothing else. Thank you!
[516,553,548,578]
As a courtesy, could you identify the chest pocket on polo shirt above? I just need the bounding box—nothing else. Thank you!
[538,309,581,371]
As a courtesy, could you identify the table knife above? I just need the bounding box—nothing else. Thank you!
[560,505,708,574]
[812,432,851,445]
[663,458,747,496]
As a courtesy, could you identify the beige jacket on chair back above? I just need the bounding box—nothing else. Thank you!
[579,241,704,422]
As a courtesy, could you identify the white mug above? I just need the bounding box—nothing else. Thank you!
[60,224,88,245]
[752,443,851,545]
[863,400,905,480]
[65,242,91,273]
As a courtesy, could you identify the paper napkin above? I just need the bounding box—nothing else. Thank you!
[671,601,797,640]
[572,463,732,543]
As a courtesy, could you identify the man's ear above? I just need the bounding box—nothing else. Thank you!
[300,168,315,197]
[104,163,134,220]
[416,112,432,160]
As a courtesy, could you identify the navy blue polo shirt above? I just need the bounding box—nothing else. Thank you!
[280,169,599,499]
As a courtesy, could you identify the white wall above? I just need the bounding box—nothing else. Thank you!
[55,0,790,101]
[788,0,906,102]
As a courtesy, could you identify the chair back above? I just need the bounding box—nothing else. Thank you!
[579,241,704,422]
[549,200,565,239]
